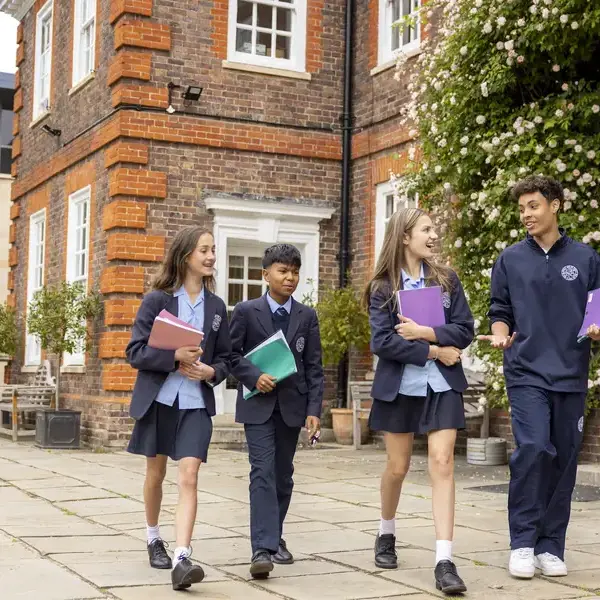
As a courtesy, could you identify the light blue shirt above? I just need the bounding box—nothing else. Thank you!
[266,293,292,314]
[398,265,451,397]
[155,286,206,410]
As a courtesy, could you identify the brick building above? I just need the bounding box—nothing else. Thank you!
[0,0,428,447]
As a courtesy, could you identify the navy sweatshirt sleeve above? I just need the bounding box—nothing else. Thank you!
[369,285,430,366]
[589,250,600,291]
[126,292,178,373]
[488,253,515,333]
[433,272,475,349]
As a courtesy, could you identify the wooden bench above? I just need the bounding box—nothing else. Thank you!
[0,361,56,442]
[350,378,487,450]
[350,380,373,450]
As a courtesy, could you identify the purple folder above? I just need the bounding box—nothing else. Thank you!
[397,286,446,328]
[577,288,600,342]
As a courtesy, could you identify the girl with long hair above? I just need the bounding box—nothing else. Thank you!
[126,226,231,591]
[363,207,474,595]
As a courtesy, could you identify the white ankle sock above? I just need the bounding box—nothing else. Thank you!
[172,546,191,569]
[436,540,452,564]
[146,524,160,544]
[379,518,396,536]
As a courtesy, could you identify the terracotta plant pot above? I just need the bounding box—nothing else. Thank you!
[331,407,369,445]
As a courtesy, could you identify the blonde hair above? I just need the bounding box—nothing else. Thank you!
[153,226,216,293]
[362,207,453,308]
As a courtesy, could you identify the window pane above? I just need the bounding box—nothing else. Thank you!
[80,226,87,256]
[392,0,400,21]
[228,283,243,305]
[275,35,290,59]
[391,25,399,51]
[237,0,253,25]
[385,195,395,219]
[256,31,272,57]
[228,255,244,279]
[276,7,292,31]
[403,25,413,46]
[236,28,252,53]
[257,3,273,28]
[247,284,263,300]
[402,0,411,16]
[82,200,88,224]
[248,257,263,281]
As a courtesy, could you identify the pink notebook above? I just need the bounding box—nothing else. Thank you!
[148,310,204,350]
[397,286,446,327]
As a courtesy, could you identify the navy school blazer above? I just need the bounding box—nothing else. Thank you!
[230,295,324,428]
[126,289,231,420]
[369,270,474,401]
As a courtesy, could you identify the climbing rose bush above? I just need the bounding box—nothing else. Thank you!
[392,0,600,409]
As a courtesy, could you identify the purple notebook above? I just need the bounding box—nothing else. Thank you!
[397,286,446,327]
[577,288,600,342]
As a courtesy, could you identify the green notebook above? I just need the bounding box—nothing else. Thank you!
[242,329,298,400]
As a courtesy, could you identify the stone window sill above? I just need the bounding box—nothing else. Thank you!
[222,60,312,81]
[69,72,96,97]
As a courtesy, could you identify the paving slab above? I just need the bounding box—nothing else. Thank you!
[221,557,354,580]
[1,519,117,537]
[22,534,143,554]
[13,476,89,490]
[26,486,120,502]
[126,523,243,542]
[108,581,280,600]
[2,558,101,599]
[254,570,417,599]
[279,529,379,554]
[55,497,143,516]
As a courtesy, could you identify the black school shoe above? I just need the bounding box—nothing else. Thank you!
[250,549,274,579]
[147,539,172,569]
[273,539,294,565]
[435,560,467,595]
[171,557,205,591]
[374,534,398,569]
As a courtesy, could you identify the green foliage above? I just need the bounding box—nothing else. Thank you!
[27,281,102,358]
[303,280,371,366]
[0,303,19,357]
[393,0,600,408]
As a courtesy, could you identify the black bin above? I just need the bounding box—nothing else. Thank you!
[35,409,81,449]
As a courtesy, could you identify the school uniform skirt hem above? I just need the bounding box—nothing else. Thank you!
[127,398,213,462]
[369,387,465,435]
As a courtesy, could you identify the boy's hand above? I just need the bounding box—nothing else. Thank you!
[477,333,517,350]
[256,374,276,394]
[305,416,321,438]
[395,315,424,340]
[587,324,600,341]
[175,346,203,365]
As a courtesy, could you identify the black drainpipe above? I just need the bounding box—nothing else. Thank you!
[337,0,354,408]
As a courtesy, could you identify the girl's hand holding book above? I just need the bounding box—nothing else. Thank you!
[178,361,215,381]
[395,315,426,340]
[586,324,600,341]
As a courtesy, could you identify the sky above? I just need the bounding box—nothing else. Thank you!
[0,13,18,74]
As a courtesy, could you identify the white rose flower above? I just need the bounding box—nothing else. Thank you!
[516,127,525,135]
[496,41,505,50]
[529,5,538,13]
[492,137,500,146]
[571,21,579,29]
[438,138,447,148]
[471,192,478,200]
[497,16,506,26]
[574,145,583,153]
[492,381,501,391]
[497,366,504,375]
[542,8,549,18]
[555,109,564,117]
[510,229,518,238]
[573,169,581,176]
[474,237,481,245]
[552,64,561,72]
[504,148,512,157]
[591,199,599,209]
[476,115,486,125]
[454,238,463,248]
[562,83,569,91]
[505,39,514,51]
[563,200,572,210]
[534,116,543,124]
[549,140,557,148]
[460,135,469,145]
[517,18,526,26]
[535,145,544,154]
[594,231,600,241]
[587,150,596,159]
[481,82,489,97]
[512,144,520,152]
[560,14,569,23]
[579,215,586,222]
[593,105,600,113]
[583,173,593,183]
[460,147,468,156]
[483,22,493,33]
[460,45,468,56]
[435,165,442,174]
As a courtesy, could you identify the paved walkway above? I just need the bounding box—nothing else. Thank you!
[1,439,600,599]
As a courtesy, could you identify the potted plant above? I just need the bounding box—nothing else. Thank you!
[464,357,508,466]
[0,302,19,375]
[308,284,371,445]
[27,281,102,449]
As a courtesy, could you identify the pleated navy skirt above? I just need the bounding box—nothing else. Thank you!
[369,386,465,435]
[127,397,213,462]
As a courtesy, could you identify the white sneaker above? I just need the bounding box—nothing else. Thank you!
[534,553,567,577]
[509,547,535,579]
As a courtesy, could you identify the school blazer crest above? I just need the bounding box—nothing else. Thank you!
[126,289,232,420]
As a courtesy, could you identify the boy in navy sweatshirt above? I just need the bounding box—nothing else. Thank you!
[479,176,600,580]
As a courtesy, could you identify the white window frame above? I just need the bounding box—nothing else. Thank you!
[64,186,91,366]
[33,0,53,120]
[25,210,46,366]
[72,0,96,86]
[227,0,307,73]
[378,0,421,66]
[374,180,419,263]
[225,248,268,314]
